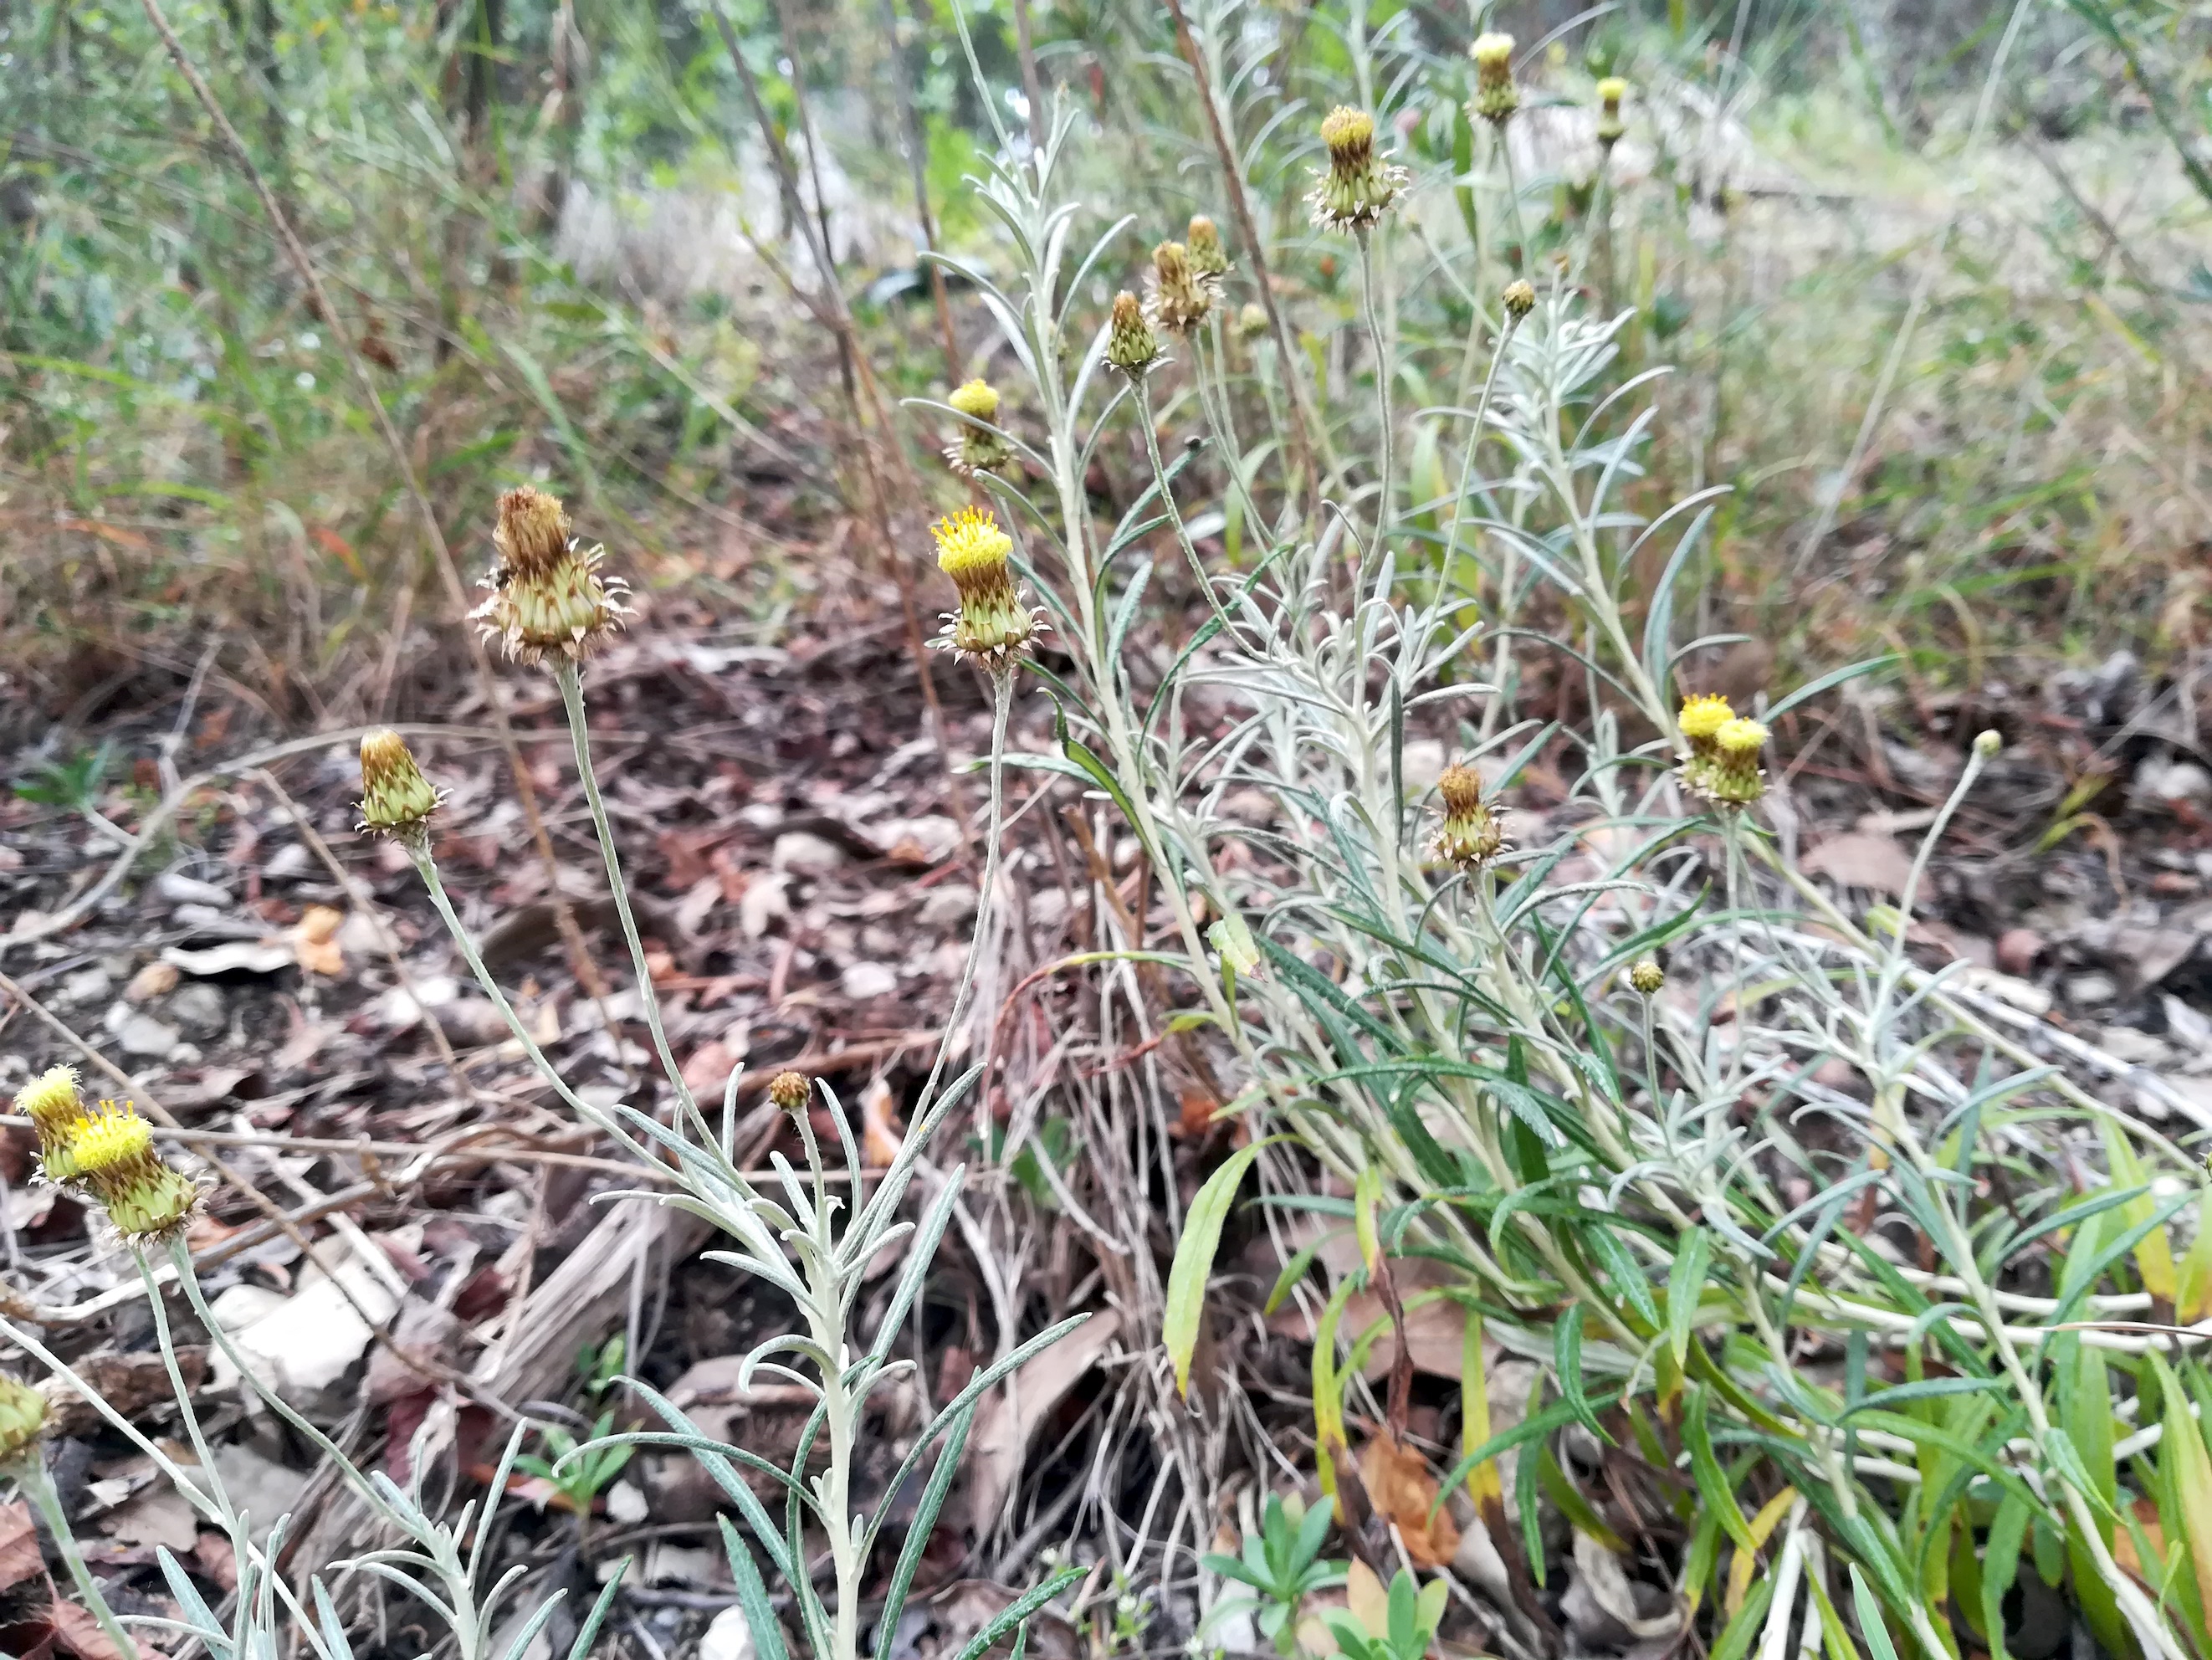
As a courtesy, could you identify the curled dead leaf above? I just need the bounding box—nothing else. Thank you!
[1356,1432,1460,1569]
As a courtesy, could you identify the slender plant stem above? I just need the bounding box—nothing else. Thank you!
[556,663,699,1119]
[1498,124,1530,260]
[19,1458,137,1660]
[1135,373,1236,637]
[1355,226,1395,567]
[1441,309,1519,576]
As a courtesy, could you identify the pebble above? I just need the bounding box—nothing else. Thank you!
[168,983,229,1041]
[153,871,233,909]
[125,961,182,1002]
[2066,971,2118,1008]
[919,884,978,927]
[771,831,847,879]
[111,1011,181,1061]
[699,1607,755,1660]
[839,961,899,1000]
[59,966,113,1006]
[1994,927,2045,977]
[2137,756,2212,806]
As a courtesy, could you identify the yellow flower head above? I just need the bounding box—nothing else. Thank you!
[1716,716,1769,759]
[1687,717,1771,807]
[768,1071,811,1114]
[1472,33,1518,124]
[948,379,1000,422]
[1310,107,1406,233]
[67,1103,198,1242]
[931,509,1037,669]
[1677,693,1734,754]
[1596,75,1628,111]
[1596,75,1628,144]
[70,1102,155,1180]
[15,1067,82,1147]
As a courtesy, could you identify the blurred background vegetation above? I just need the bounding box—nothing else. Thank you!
[3,0,2209,725]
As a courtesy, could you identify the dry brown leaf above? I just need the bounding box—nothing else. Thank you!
[1357,1432,1460,1568]
[289,905,346,976]
[858,1078,903,1167]
[1344,1559,1390,1636]
[0,1504,39,1593]
[966,1309,1124,1529]
[98,1486,196,1551]
[1800,831,1914,899]
[48,1601,132,1660]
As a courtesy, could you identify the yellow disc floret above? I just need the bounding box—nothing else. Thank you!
[932,506,1015,582]
[15,1066,88,1185]
[948,379,1000,422]
[1677,693,1734,755]
[930,509,1037,669]
[69,1104,155,1178]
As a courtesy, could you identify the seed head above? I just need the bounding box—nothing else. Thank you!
[472,486,632,666]
[1308,105,1408,233]
[931,507,1040,669]
[768,1070,811,1114]
[493,486,573,578]
[1145,240,1213,336]
[1185,215,1231,280]
[1433,766,1507,871]
[14,1067,86,1184]
[1105,291,1162,376]
[1502,279,1536,320]
[945,379,1014,478]
[1472,33,1518,125]
[1628,957,1666,996]
[356,728,443,843]
[0,1373,45,1464]
[1595,75,1629,146]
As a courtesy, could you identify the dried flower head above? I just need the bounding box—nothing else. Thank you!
[1595,75,1629,146]
[1185,215,1231,280]
[69,1101,200,1242]
[14,1066,86,1186]
[1433,764,1507,870]
[356,728,443,843]
[1502,279,1536,320]
[472,486,632,666]
[1628,957,1666,996]
[768,1070,811,1114]
[944,378,1014,478]
[932,507,1041,670]
[1104,290,1162,376]
[1234,302,1270,342]
[0,1372,44,1463]
[1145,240,1213,336]
[1472,33,1518,125]
[1308,105,1408,233]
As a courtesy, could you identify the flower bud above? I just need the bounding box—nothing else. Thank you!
[945,379,1014,479]
[472,486,632,666]
[1433,764,1507,870]
[1974,730,2002,759]
[768,1071,811,1114]
[1595,75,1629,147]
[0,1373,46,1464]
[932,507,1040,669]
[1234,302,1270,342]
[1628,958,1665,996]
[70,1101,200,1242]
[14,1066,87,1186]
[356,728,442,843]
[1472,33,1518,125]
[1105,291,1161,376]
[1146,240,1213,336]
[1185,215,1231,280]
[1308,106,1408,233]
[1502,279,1536,320]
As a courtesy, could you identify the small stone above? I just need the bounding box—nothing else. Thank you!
[113,1012,180,1061]
[153,871,233,909]
[167,983,228,1041]
[2135,756,2212,807]
[2066,972,2118,1008]
[840,961,899,1001]
[1994,928,2045,978]
[771,832,847,879]
[919,885,978,927]
[59,966,113,1006]
[2096,1025,2173,1068]
[125,961,182,1002]
[699,1607,755,1660]
[259,843,313,880]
